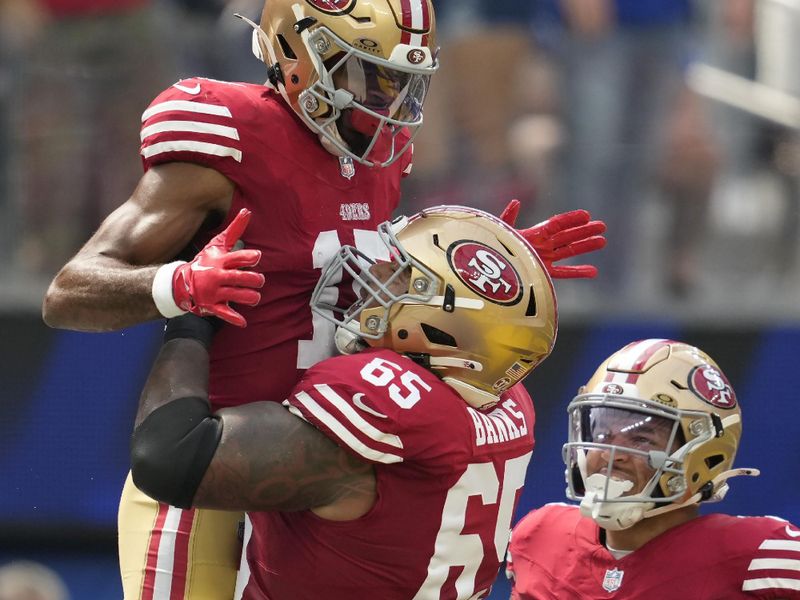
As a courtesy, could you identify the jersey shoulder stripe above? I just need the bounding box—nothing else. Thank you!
[140,120,240,142]
[140,82,246,166]
[141,99,233,121]
[289,386,404,465]
[697,514,800,596]
[748,536,800,594]
[141,141,242,162]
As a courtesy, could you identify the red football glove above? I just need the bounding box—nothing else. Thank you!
[499,199,607,279]
[167,208,265,327]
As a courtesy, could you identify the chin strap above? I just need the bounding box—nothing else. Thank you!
[643,467,761,519]
[580,467,760,530]
[235,14,282,91]
[334,326,368,355]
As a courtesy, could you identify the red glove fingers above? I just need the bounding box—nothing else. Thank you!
[497,200,608,280]
[543,221,607,251]
[548,264,599,279]
[152,208,265,327]
[499,199,522,226]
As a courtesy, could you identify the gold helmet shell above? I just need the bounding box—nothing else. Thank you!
[311,205,558,410]
[564,339,759,529]
[250,0,437,166]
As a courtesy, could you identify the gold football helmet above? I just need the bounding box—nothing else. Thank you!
[243,0,437,167]
[311,205,558,410]
[563,339,759,530]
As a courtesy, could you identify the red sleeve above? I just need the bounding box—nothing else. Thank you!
[139,78,246,180]
[739,516,800,598]
[285,349,468,467]
[286,351,419,466]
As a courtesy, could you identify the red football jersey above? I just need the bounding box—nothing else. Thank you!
[241,347,536,600]
[140,78,412,409]
[508,503,800,599]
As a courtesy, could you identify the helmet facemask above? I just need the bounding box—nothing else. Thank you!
[311,216,441,349]
[297,28,431,166]
[563,396,704,530]
[241,1,437,167]
[564,394,758,530]
[310,206,558,410]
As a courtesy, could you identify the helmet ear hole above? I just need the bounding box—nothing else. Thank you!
[277,34,297,60]
[421,323,457,347]
[525,286,537,317]
[705,454,724,470]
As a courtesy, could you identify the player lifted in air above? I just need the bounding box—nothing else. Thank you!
[42,0,604,597]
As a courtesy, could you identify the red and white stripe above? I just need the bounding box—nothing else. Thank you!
[399,0,430,46]
[604,338,673,384]
[141,504,196,600]
[742,538,800,593]
[287,384,404,464]
[140,98,243,163]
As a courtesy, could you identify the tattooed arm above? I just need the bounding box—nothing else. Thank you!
[131,320,375,519]
[199,402,376,518]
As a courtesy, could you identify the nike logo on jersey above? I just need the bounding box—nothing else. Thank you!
[786,525,800,537]
[173,81,201,95]
[352,393,388,419]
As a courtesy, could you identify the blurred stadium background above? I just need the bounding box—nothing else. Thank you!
[1,0,798,598]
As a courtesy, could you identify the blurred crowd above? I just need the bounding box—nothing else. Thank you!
[1,0,798,318]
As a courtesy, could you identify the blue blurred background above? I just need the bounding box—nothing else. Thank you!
[1,0,799,598]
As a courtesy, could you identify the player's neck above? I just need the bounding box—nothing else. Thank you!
[604,505,699,552]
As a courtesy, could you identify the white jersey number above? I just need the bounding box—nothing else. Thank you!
[297,229,387,369]
[360,357,432,409]
[413,452,532,600]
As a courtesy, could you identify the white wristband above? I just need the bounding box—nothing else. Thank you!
[152,261,188,318]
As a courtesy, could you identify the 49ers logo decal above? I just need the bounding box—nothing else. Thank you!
[447,241,522,305]
[305,0,354,15]
[688,364,737,409]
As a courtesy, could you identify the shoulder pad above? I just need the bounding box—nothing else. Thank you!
[139,78,256,171]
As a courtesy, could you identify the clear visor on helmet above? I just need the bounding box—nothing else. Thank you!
[332,52,428,124]
[300,27,435,166]
[310,217,440,341]
[563,397,698,504]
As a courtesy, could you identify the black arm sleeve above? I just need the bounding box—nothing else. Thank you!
[130,396,222,509]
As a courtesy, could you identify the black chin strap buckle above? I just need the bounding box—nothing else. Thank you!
[405,352,431,369]
[267,63,284,86]
[294,17,318,34]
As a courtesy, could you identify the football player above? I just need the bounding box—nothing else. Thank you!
[41,1,603,597]
[507,339,800,599]
[130,205,558,599]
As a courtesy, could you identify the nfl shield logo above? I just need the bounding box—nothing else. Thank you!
[602,568,624,592]
[339,156,356,180]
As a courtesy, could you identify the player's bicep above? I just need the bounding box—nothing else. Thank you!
[194,402,374,512]
[77,162,234,266]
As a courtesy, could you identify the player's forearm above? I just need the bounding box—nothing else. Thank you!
[42,256,161,331]
[131,331,219,509]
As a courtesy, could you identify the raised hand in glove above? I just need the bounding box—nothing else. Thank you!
[152,208,265,327]
[499,199,607,279]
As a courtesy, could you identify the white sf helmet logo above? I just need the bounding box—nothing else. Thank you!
[703,366,734,406]
[703,367,724,391]
[468,250,511,294]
